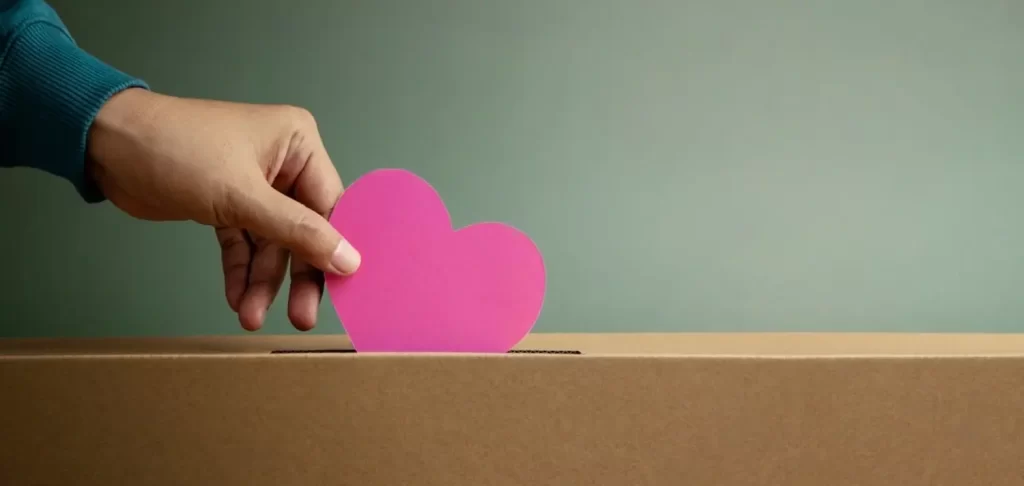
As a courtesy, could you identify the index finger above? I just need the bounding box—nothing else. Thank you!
[290,139,344,218]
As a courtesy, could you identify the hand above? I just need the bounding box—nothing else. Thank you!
[86,88,361,332]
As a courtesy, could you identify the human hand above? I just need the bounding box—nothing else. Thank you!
[86,88,361,331]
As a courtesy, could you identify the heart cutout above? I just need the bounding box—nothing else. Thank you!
[325,169,546,353]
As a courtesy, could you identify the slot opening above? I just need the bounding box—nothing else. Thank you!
[271,349,582,355]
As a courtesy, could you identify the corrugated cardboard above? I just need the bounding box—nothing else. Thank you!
[2,333,1024,485]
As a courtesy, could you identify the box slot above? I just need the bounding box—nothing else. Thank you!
[270,349,583,355]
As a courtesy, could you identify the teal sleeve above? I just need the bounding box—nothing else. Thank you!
[0,0,149,202]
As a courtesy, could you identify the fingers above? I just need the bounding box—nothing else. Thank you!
[237,235,290,332]
[290,146,343,218]
[236,185,360,276]
[275,146,342,331]
[215,123,356,331]
[287,257,323,331]
[281,146,344,331]
[215,228,252,312]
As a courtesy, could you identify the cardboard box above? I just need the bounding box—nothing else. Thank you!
[2,333,1024,485]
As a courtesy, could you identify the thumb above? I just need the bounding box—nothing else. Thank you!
[237,187,361,275]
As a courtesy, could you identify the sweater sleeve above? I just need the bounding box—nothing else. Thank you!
[0,0,149,202]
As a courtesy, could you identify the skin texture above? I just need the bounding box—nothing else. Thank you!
[86,88,361,332]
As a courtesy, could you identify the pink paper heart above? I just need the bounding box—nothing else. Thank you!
[325,169,546,353]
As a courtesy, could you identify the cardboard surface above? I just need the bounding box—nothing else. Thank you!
[3,333,1024,485]
[326,169,546,353]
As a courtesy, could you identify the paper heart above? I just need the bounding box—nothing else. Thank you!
[325,169,546,353]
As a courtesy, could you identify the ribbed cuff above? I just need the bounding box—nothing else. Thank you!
[4,20,149,203]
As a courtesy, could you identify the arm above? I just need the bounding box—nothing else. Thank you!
[1,0,359,332]
[0,0,148,201]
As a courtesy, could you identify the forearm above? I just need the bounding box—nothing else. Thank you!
[0,0,148,202]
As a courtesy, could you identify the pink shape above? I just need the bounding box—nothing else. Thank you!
[325,169,546,353]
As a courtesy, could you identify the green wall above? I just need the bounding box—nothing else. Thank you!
[2,0,1023,337]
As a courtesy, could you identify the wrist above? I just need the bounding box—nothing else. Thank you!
[86,88,161,183]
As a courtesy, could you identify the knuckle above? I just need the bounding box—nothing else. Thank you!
[212,190,244,228]
[216,231,247,251]
[211,202,236,228]
[288,211,320,246]
[250,234,277,252]
[280,105,317,130]
[285,212,333,266]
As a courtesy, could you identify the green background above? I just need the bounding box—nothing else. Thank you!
[2,0,1023,337]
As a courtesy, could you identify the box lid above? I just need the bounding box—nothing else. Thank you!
[3,333,1024,357]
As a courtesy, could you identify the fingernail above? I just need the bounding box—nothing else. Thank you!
[330,238,361,275]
